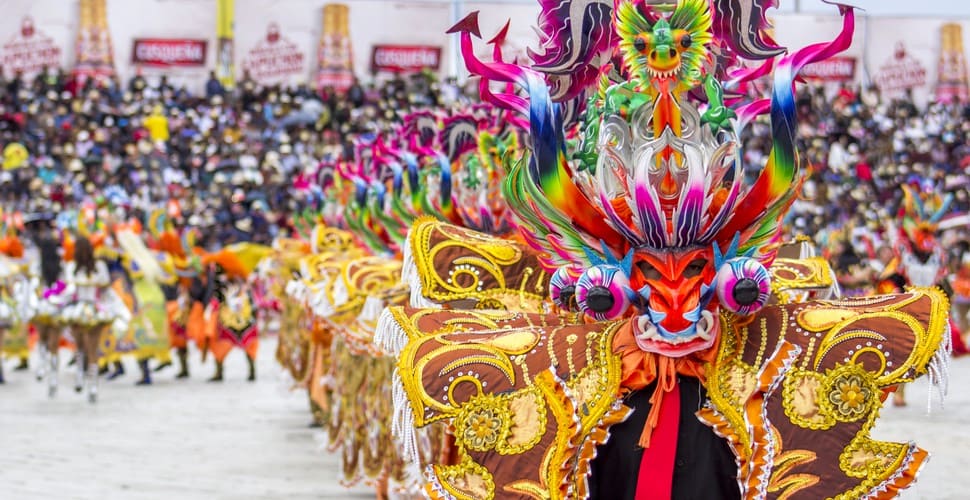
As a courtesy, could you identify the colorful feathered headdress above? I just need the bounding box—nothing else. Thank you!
[451,0,855,357]
[899,183,952,253]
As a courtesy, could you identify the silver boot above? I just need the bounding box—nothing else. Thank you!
[74,354,85,393]
[86,364,99,403]
[35,344,48,382]
[47,354,58,398]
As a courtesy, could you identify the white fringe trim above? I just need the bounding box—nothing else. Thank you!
[357,296,385,324]
[374,307,409,357]
[400,231,415,288]
[799,240,816,259]
[390,367,420,465]
[926,321,951,413]
[285,279,308,303]
[827,265,843,299]
[331,275,350,308]
[401,231,439,309]
[309,278,336,318]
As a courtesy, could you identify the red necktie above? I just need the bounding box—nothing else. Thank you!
[635,380,681,500]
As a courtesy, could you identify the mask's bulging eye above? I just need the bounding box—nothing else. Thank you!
[715,257,770,316]
[680,34,693,49]
[575,265,631,321]
[633,36,647,53]
[550,266,580,311]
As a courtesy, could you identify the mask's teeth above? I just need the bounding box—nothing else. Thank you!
[635,316,660,341]
[696,310,715,340]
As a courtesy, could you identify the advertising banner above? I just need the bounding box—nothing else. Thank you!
[1,17,61,79]
[371,45,441,73]
[242,23,306,85]
[131,39,207,67]
[800,56,857,82]
[875,42,927,97]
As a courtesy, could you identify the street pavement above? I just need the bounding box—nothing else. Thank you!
[0,337,371,500]
[1,337,967,499]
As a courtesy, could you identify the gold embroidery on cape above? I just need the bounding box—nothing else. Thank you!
[700,289,949,499]
[769,257,835,304]
[393,307,626,499]
[766,428,820,500]
[408,218,549,311]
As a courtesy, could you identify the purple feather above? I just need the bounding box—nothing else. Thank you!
[632,158,667,249]
[672,160,705,246]
[528,0,616,101]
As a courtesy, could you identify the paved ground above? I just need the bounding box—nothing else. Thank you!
[1,337,967,499]
[0,337,371,500]
[875,356,970,500]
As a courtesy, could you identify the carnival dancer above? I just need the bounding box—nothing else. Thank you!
[62,236,116,403]
[0,229,31,377]
[30,234,68,397]
[886,183,961,406]
[950,240,970,342]
[160,261,192,379]
[185,268,215,369]
[380,2,950,498]
[102,229,174,386]
[149,214,196,379]
[0,254,20,383]
[203,250,261,382]
[114,228,182,385]
[97,240,132,380]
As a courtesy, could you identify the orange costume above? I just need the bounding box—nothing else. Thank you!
[199,247,265,381]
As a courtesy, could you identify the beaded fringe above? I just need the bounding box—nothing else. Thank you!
[401,229,438,309]
[926,321,951,413]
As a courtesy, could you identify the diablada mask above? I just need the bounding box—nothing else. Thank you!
[453,0,856,358]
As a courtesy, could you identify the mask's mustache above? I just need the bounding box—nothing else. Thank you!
[635,309,715,344]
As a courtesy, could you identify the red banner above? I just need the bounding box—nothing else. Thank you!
[132,39,207,67]
[371,45,441,73]
[800,56,857,82]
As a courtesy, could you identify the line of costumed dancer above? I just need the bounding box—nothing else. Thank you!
[0,202,271,401]
[270,0,955,499]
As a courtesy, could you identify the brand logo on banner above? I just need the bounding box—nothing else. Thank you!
[243,23,306,85]
[371,45,441,73]
[801,56,856,82]
[2,17,61,78]
[131,39,207,67]
[876,42,927,94]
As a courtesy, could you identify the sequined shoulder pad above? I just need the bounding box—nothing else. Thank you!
[377,306,628,500]
[701,288,950,499]
[403,218,549,312]
[769,257,837,303]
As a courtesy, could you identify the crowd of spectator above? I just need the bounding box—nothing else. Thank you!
[0,66,472,249]
[0,65,966,271]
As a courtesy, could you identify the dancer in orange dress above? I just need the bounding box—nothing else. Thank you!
[202,250,259,382]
